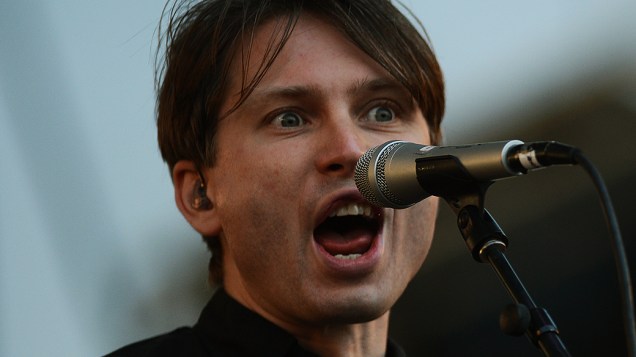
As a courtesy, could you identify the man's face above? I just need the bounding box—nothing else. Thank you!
[204,14,437,331]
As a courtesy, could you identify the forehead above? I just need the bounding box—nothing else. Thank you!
[220,13,399,113]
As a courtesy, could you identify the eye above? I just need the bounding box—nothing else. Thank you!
[367,106,395,122]
[272,111,305,128]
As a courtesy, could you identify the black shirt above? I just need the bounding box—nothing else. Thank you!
[105,289,406,356]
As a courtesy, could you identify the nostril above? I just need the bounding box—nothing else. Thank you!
[328,163,344,171]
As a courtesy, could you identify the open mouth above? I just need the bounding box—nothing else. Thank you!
[314,202,382,260]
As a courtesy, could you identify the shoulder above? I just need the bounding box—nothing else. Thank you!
[103,327,208,357]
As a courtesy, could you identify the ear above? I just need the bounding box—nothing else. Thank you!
[172,160,222,237]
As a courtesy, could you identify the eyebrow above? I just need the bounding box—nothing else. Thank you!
[251,84,322,102]
[246,77,410,105]
[347,77,409,97]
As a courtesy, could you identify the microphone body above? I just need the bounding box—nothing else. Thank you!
[355,140,577,208]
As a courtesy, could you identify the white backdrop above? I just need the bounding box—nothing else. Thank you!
[1,1,634,355]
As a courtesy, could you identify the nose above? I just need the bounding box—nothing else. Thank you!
[314,120,368,178]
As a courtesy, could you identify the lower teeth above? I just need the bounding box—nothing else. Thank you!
[333,253,362,260]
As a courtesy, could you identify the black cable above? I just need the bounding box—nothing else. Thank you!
[573,150,636,357]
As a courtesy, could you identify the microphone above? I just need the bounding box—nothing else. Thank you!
[354,140,579,208]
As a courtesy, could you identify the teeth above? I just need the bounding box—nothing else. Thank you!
[328,203,374,218]
[334,253,362,260]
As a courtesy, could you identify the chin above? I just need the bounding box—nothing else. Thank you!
[309,285,398,324]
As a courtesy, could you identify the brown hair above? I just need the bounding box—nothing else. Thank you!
[156,0,445,285]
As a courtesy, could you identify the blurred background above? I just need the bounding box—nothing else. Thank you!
[1,1,634,356]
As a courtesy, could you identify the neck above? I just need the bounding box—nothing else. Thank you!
[295,312,390,357]
[221,267,392,356]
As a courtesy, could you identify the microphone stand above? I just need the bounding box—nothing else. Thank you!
[443,185,571,356]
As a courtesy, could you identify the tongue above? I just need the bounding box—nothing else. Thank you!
[314,224,374,256]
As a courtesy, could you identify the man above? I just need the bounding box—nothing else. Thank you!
[108,0,444,355]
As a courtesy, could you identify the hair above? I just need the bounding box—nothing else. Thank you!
[156,0,445,285]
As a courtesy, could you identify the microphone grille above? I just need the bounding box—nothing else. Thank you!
[355,141,406,207]
[374,141,407,206]
[354,146,378,204]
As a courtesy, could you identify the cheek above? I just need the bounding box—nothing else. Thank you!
[214,173,302,283]
[210,146,310,251]
[213,146,291,202]
[214,165,292,231]
[399,197,438,266]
